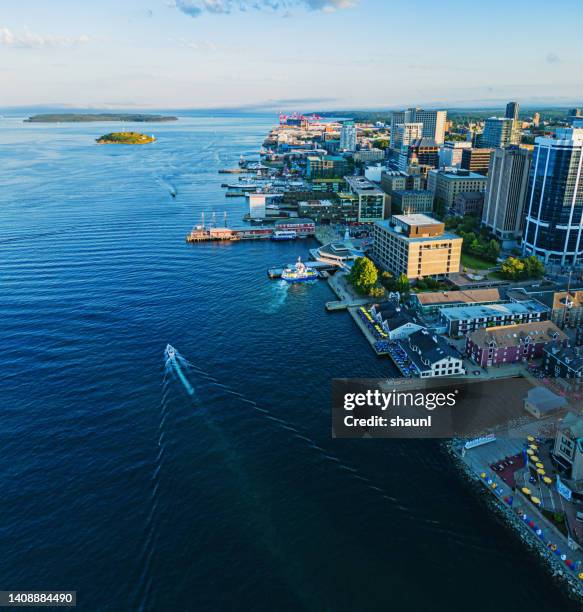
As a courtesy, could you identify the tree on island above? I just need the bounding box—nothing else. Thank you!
[348,257,378,294]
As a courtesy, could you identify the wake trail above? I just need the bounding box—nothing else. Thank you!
[167,347,399,506]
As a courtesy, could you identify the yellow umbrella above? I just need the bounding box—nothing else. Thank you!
[531,455,540,463]
[491,483,497,489]
[535,462,544,469]
[527,435,535,442]
[543,476,553,485]
[531,496,541,505]
[530,444,538,451]
[527,449,534,456]
[579,572,583,580]
[537,468,546,475]
[480,472,486,479]
[522,487,531,495]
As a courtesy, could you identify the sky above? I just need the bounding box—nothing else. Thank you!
[1,0,583,110]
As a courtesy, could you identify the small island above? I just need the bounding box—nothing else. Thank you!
[25,113,177,123]
[96,132,156,145]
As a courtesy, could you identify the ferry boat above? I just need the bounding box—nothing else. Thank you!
[281,257,318,282]
[271,230,297,241]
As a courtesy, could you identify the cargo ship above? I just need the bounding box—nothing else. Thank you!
[281,258,319,282]
[271,230,297,241]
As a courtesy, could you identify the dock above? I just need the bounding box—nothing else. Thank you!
[187,226,273,243]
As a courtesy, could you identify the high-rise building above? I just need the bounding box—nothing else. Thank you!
[339,121,357,152]
[398,138,439,172]
[532,112,541,128]
[460,148,493,176]
[505,101,520,121]
[372,214,462,279]
[439,140,472,168]
[392,123,423,150]
[344,176,387,222]
[390,108,447,147]
[482,147,531,247]
[427,168,488,211]
[480,117,521,149]
[522,128,583,265]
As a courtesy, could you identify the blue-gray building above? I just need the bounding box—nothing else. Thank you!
[522,128,583,265]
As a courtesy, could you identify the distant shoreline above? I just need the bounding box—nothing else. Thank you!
[24,113,178,123]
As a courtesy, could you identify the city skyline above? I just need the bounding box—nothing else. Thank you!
[2,0,583,109]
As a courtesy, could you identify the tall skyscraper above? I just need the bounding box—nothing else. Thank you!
[482,147,532,246]
[339,120,357,152]
[390,108,447,147]
[393,123,423,150]
[480,117,521,149]
[522,128,583,265]
[505,101,520,121]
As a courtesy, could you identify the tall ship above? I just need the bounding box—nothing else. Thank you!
[271,230,297,241]
[281,257,318,282]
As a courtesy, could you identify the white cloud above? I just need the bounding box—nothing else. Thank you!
[173,0,356,17]
[171,36,218,50]
[0,27,89,49]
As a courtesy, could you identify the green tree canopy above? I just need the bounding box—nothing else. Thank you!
[348,257,378,294]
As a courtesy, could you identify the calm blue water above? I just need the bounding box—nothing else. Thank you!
[0,112,578,611]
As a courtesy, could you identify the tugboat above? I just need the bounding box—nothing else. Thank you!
[281,257,318,282]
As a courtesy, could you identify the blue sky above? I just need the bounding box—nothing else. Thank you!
[1,0,582,109]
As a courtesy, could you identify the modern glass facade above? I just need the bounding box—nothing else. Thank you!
[523,129,583,264]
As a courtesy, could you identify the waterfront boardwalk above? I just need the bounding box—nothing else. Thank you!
[454,427,583,599]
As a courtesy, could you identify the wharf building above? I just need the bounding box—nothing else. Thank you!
[466,320,567,367]
[522,128,583,265]
[543,346,583,392]
[411,288,502,316]
[439,300,549,337]
[344,175,387,222]
[460,148,493,176]
[427,168,488,212]
[402,329,465,378]
[481,147,532,248]
[370,303,424,340]
[390,108,447,146]
[372,214,462,280]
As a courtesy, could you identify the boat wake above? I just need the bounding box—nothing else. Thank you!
[163,344,396,505]
[261,280,289,314]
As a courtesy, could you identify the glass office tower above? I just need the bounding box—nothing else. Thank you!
[523,129,583,265]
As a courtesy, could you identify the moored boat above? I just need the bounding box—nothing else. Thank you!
[281,257,318,282]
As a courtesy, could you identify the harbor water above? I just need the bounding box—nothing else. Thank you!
[0,111,579,610]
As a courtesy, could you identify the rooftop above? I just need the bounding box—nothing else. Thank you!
[526,387,567,413]
[430,168,488,180]
[440,300,548,321]
[392,213,440,226]
[344,175,385,196]
[468,321,567,348]
[414,288,501,306]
